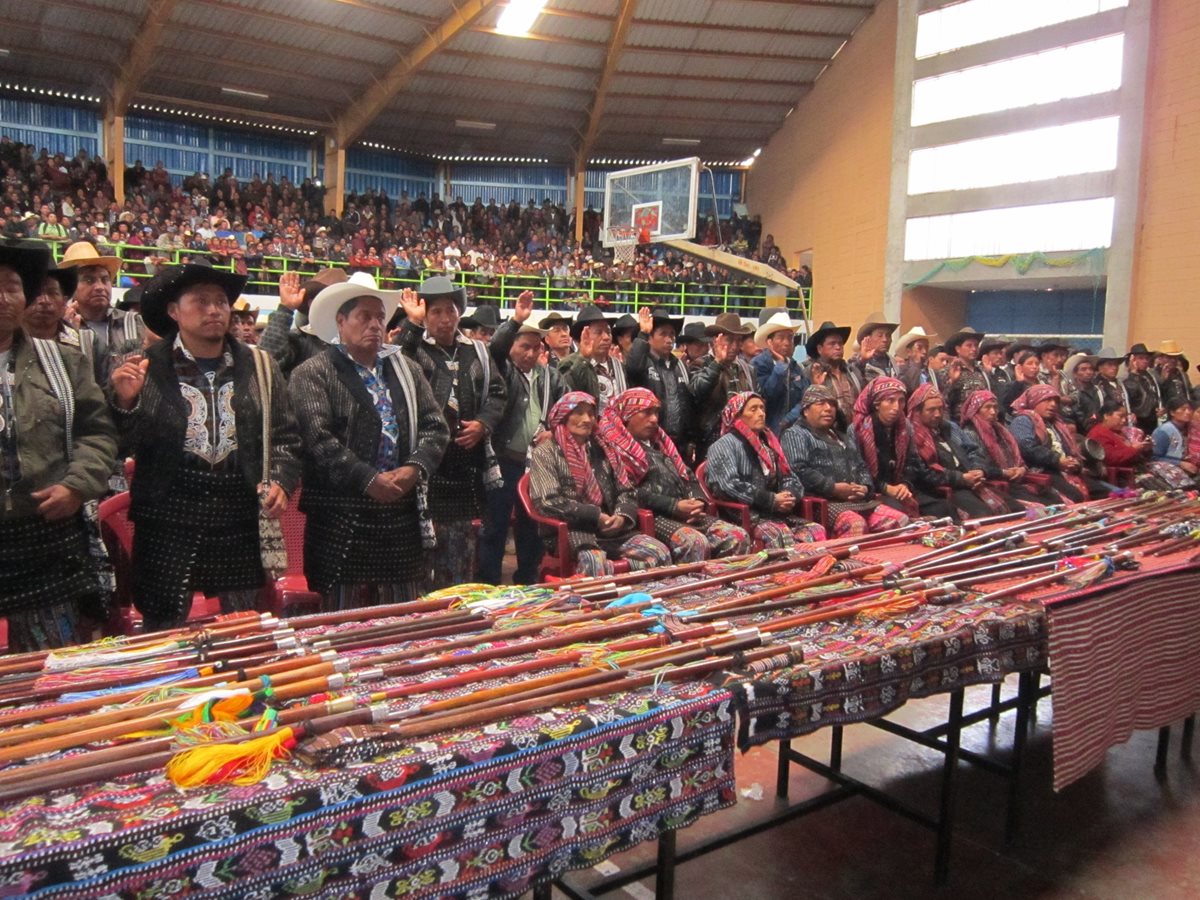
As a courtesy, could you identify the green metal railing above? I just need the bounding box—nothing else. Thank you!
[41,239,812,319]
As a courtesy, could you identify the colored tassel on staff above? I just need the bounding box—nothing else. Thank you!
[166,726,297,788]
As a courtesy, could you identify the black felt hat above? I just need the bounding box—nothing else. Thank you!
[0,239,51,305]
[460,304,502,332]
[140,263,247,336]
[611,313,639,337]
[677,321,711,345]
[805,320,851,359]
[945,327,986,354]
[570,305,611,341]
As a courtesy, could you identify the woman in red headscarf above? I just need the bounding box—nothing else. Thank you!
[959,390,1064,505]
[528,391,672,576]
[597,388,751,561]
[703,392,826,548]
[1008,384,1110,501]
[852,377,951,519]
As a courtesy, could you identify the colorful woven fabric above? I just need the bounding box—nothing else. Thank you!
[907,383,943,472]
[596,387,691,485]
[547,391,627,505]
[852,377,910,482]
[719,391,791,477]
[961,390,1022,469]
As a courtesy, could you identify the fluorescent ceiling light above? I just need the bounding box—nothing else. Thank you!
[222,86,269,101]
[496,0,549,36]
[455,119,497,130]
[752,147,762,157]
[662,137,701,146]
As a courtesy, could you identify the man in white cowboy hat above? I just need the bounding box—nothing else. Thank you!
[751,311,807,434]
[852,311,899,382]
[57,240,144,386]
[287,272,449,610]
[396,274,507,589]
[1061,351,1103,432]
[894,326,937,395]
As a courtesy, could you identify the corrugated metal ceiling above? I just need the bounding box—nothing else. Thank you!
[1,0,879,163]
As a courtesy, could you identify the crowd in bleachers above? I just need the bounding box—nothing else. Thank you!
[0,137,808,314]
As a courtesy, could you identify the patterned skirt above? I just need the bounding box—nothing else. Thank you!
[303,492,426,597]
[131,466,263,624]
[0,514,94,651]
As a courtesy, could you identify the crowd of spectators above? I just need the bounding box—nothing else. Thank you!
[1,137,810,313]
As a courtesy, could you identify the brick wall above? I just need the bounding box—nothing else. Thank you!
[744,0,896,329]
[1131,0,1200,354]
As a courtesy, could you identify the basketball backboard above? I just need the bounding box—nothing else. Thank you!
[602,157,700,246]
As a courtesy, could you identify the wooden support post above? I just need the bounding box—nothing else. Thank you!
[323,136,346,218]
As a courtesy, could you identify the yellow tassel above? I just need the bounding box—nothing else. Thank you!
[166,726,296,789]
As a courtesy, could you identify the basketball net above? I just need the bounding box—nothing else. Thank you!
[608,226,649,265]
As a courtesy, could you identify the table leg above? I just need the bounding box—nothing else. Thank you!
[934,689,964,885]
[1155,726,1170,781]
[1182,716,1194,761]
[989,681,1003,722]
[776,739,792,799]
[829,726,844,773]
[655,830,677,900]
[533,883,553,900]
[1005,671,1033,843]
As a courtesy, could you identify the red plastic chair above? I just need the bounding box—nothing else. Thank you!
[265,487,324,617]
[695,461,829,543]
[1105,466,1135,488]
[517,473,653,580]
[98,491,236,634]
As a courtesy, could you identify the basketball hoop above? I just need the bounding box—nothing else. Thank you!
[607,225,640,265]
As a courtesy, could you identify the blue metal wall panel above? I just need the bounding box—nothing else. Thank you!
[449,163,569,206]
[345,148,436,200]
[967,288,1106,350]
[0,97,100,157]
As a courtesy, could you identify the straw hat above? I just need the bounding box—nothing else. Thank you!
[893,326,937,357]
[1157,339,1185,357]
[55,241,120,278]
[856,310,899,342]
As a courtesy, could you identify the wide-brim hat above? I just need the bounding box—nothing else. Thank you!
[978,337,1010,355]
[1127,342,1152,357]
[305,271,401,343]
[1063,351,1099,379]
[893,326,936,357]
[945,327,986,354]
[140,263,247,336]
[300,267,349,306]
[417,274,466,312]
[645,306,683,335]
[116,283,143,312]
[570,305,611,340]
[460,304,502,331]
[705,312,754,337]
[756,311,801,348]
[1004,341,1037,361]
[1036,340,1071,355]
[55,241,120,279]
[677,321,711,345]
[856,310,899,342]
[1095,346,1126,365]
[1157,339,1185,357]
[804,320,851,357]
[0,239,52,304]
[231,297,259,319]
[610,313,639,337]
[45,265,78,300]
[538,311,573,330]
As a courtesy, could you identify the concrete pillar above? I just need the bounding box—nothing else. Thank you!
[883,0,919,325]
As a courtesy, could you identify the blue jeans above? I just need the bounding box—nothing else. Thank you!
[477,455,544,585]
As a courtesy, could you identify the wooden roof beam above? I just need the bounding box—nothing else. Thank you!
[574,0,640,171]
[333,0,500,148]
[111,0,178,115]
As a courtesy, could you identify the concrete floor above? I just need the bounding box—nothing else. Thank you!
[551,681,1200,900]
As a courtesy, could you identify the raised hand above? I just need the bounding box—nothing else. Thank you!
[277,271,305,310]
[111,357,150,410]
[513,290,535,324]
[399,287,425,325]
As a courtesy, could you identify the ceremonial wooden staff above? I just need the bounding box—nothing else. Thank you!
[555,547,790,595]
[754,585,957,635]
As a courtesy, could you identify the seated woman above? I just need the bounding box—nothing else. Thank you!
[852,377,953,520]
[597,388,750,561]
[999,349,1043,421]
[1009,385,1110,502]
[1149,398,1199,487]
[908,384,1021,518]
[781,385,909,536]
[705,392,826,548]
[959,391,1064,505]
[1087,400,1190,491]
[529,391,673,577]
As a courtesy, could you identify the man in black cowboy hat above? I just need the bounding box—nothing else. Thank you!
[538,310,574,363]
[0,239,118,651]
[110,263,301,630]
[610,313,639,363]
[557,305,627,410]
[978,337,1011,393]
[676,321,712,374]
[21,264,86,356]
[691,313,756,460]
[625,306,692,451]
[939,326,990,421]
[1123,342,1161,434]
[799,320,861,423]
[261,267,349,378]
[395,274,507,589]
[1036,340,1070,392]
[460,304,501,344]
